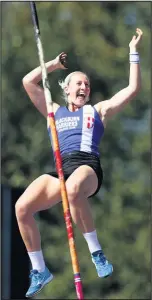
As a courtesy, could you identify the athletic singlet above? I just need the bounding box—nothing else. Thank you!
[48,104,104,157]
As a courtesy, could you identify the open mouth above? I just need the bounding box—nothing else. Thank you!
[77,92,86,99]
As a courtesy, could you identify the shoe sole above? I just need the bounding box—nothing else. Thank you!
[26,274,54,298]
[98,266,113,278]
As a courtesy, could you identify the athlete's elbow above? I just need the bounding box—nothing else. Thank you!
[132,86,141,97]
[22,76,36,92]
[22,75,30,87]
[22,71,37,85]
[128,83,141,97]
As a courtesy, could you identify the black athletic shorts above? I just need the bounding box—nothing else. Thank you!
[47,151,103,197]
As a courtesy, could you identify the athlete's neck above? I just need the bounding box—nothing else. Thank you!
[68,103,80,112]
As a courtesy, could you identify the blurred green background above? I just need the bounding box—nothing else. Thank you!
[2,2,151,299]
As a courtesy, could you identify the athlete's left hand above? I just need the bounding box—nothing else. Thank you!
[129,28,143,52]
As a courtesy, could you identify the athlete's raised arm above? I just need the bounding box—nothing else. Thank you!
[95,28,143,124]
[22,52,67,118]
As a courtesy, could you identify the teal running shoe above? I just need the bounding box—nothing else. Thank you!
[26,267,53,298]
[91,250,113,278]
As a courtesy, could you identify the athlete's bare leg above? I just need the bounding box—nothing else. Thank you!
[66,165,98,233]
[15,175,61,252]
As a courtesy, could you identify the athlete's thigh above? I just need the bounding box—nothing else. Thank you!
[17,174,61,212]
[66,165,98,198]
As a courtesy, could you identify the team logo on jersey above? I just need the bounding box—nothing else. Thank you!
[55,116,80,132]
[85,116,95,128]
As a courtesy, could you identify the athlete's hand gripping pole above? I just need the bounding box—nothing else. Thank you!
[29,2,84,299]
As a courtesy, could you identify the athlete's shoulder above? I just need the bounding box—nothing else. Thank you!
[55,105,66,114]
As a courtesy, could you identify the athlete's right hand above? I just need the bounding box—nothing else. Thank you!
[54,52,68,69]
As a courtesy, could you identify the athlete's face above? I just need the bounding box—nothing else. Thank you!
[66,73,90,107]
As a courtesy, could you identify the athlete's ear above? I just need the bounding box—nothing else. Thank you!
[64,86,69,95]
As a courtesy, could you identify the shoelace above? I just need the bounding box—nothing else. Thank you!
[29,270,43,287]
[94,251,107,268]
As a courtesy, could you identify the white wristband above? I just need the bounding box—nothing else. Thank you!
[129,52,140,64]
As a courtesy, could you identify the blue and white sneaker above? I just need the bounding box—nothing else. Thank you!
[91,250,113,278]
[26,266,53,298]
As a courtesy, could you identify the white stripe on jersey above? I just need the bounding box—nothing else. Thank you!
[80,105,95,153]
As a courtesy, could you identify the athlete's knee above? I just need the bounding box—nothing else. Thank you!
[66,182,82,205]
[15,199,31,221]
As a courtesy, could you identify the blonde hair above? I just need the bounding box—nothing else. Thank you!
[58,71,90,103]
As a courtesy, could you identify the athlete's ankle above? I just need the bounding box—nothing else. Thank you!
[28,250,45,272]
[83,230,102,254]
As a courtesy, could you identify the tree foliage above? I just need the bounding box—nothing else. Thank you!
[2,2,151,299]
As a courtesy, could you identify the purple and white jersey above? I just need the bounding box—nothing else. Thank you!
[48,105,104,157]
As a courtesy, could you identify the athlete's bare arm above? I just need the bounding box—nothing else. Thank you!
[95,28,142,125]
[23,52,67,118]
